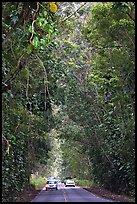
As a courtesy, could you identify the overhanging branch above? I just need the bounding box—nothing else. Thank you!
[62,2,88,23]
[2,53,29,93]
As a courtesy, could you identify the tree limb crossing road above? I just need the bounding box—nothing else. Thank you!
[31,183,115,202]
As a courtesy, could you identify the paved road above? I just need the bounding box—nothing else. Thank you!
[31,183,115,202]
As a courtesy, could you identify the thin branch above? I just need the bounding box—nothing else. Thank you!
[2,82,8,88]
[10,40,17,60]
[93,111,102,125]
[13,122,20,135]
[92,45,130,50]
[26,72,29,98]
[30,2,39,45]
[94,129,113,167]
[124,28,135,47]
[36,54,51,111]
[62,2,88,22]
[2,134,10,154]
[2,53,29,93]
[126,11,135,23]
[71,71,83,84]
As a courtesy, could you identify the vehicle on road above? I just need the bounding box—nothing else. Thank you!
[48,177,58,181]
[62,177,72,185]
[46,180,58,191]
[65,179,75,187]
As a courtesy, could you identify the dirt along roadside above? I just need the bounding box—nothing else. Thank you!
[15,188,41,202]
[83,186,135,202]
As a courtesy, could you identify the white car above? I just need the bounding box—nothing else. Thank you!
[46,180,58,191]
[65,179,75,187]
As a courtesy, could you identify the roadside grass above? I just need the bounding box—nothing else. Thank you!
[73,178,94,187]
[30,175,46,190]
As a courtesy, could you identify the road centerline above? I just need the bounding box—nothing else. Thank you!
[62,188,69,202]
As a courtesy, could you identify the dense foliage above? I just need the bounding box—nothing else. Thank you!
[51,2,135,196]
[84,2,135,195]
[2,2,59,201]
[2,2,135,201]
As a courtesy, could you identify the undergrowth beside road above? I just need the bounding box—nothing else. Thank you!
[30,175,46,189]
[74,178,94,187]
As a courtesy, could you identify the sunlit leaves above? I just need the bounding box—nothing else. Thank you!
[32,36,39,48]
[36,16,48,29]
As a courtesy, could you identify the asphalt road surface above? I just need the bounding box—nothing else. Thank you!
[31,183,115,202]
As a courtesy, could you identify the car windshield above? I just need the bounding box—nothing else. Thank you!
[47,181,56,184]
[67,180,74,182]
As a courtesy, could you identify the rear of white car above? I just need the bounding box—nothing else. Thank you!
[46,180,58,191]
[65,179,75,187]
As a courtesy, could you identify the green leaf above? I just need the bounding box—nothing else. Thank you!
[26,45,33,54]
[32,36,40,48]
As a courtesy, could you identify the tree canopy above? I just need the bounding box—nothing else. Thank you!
[2,2,135,202]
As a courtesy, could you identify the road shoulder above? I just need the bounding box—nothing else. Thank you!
[83,186,135,202]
